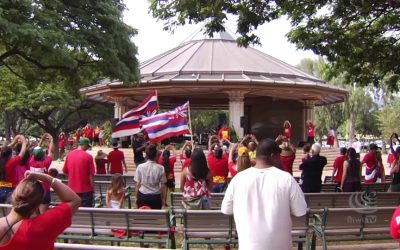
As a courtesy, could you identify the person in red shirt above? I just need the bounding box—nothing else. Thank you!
[208,143,228,193]
[67,134,74,150]
[283,120,292,139]
[158,144,177,206]
[180,141,192,171]
[95,150,108,174]
[0,135,28,204]
[75,128,81,144]
[276,135,296,175]
[107,143,127,174]
[84,124,94,144]
[331,147,347,187]
[29,133,55,213]
[218,124,231,141]
[390,205,400,245]
[63,137,95,207]
[306,120,315,144]
[361,143,383,183]
[58,132,66,160]
[0,171,80,250]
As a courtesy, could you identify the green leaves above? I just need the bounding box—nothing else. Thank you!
[150,0,400,89]
[0,0,139,87]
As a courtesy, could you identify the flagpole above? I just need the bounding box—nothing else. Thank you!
[187,101,194,149]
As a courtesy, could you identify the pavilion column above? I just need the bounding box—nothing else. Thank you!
[228,91,245,139]
[113,98,129,119]
[303,100,316,140]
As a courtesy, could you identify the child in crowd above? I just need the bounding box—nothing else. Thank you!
[95,150,108,174]
[106,173,125,209]
[180,141,192,170]
[158,144,177,206]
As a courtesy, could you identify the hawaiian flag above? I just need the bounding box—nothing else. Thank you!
[111,91,158,138]
[140,102,190,143]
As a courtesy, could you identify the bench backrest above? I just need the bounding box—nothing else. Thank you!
[323,207,396,231]
[182,210,233,233]
[94,175,136,188]
[70,208,170,233]
[170,192,225,210]
[305,192,400,209]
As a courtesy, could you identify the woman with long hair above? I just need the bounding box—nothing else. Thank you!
[340,147,362,192]
[228,143,251,178]
[29,133,55,213]
[157,145,176,206]
[106,173,125,209]
[0,135,28,203]
[180,148,212,209]
[0,171,80,249]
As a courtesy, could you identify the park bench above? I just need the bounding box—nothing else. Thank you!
[51,181,132,208]
[170,192,225,211]
[94,174,136,189]
[319,182,390,192]
[55,243,155,250]
[173,208,313,250]
[324,175,392,184]
[59,207,174,248]
[305,192,400,209]
[311,206,396,250]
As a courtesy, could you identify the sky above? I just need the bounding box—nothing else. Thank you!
[123,1,318,66]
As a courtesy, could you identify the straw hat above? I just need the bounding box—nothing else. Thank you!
[96,150,107,159]
[238,146,249,157]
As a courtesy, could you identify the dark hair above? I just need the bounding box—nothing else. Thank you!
[12,177,44,218]
[369,143,378,151]
[213,146,223,159]
[346,147,361,180]
[340,147,347,155]
[48,168,59,178]
[0,146,13,180]
[303,143,311,153]
[347,147,357,160]
[145,144,158,161]
[184,149,191,158]
[162,150,170,174]
[189,148,209,180]
[256,139,282,161]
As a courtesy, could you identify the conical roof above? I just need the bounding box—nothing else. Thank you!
[140,32,323,85]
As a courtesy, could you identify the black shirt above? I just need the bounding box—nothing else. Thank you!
[132,140,145,164]
[300,155,327,193]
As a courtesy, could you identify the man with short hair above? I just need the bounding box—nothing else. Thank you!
[221,139,307,249]
[63,137,95,207]
[300,143,327,193]
[107,142,128,174]
[135,144,167,209]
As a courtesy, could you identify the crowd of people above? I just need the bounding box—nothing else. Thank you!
[2,118,400,249]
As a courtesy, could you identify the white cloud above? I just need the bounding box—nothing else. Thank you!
[123,1,317,66]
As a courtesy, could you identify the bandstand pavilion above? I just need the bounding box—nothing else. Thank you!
[80,32,347,145]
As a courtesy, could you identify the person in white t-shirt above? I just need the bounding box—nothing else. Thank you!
[221,138,307,250]
[351,137,362,159]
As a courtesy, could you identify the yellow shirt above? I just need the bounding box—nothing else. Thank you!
[249,151,256,160]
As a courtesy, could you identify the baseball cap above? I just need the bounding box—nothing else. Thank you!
[32,146,45,161]
[79,137,92,147]
[238,146,249,156]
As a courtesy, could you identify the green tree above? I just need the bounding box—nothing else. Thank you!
[150,1,400,89]
[0,0,139,88]
[376,98,400,143]
[0,68,112,158]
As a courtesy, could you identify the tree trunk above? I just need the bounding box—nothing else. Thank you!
[348,112,356,146]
